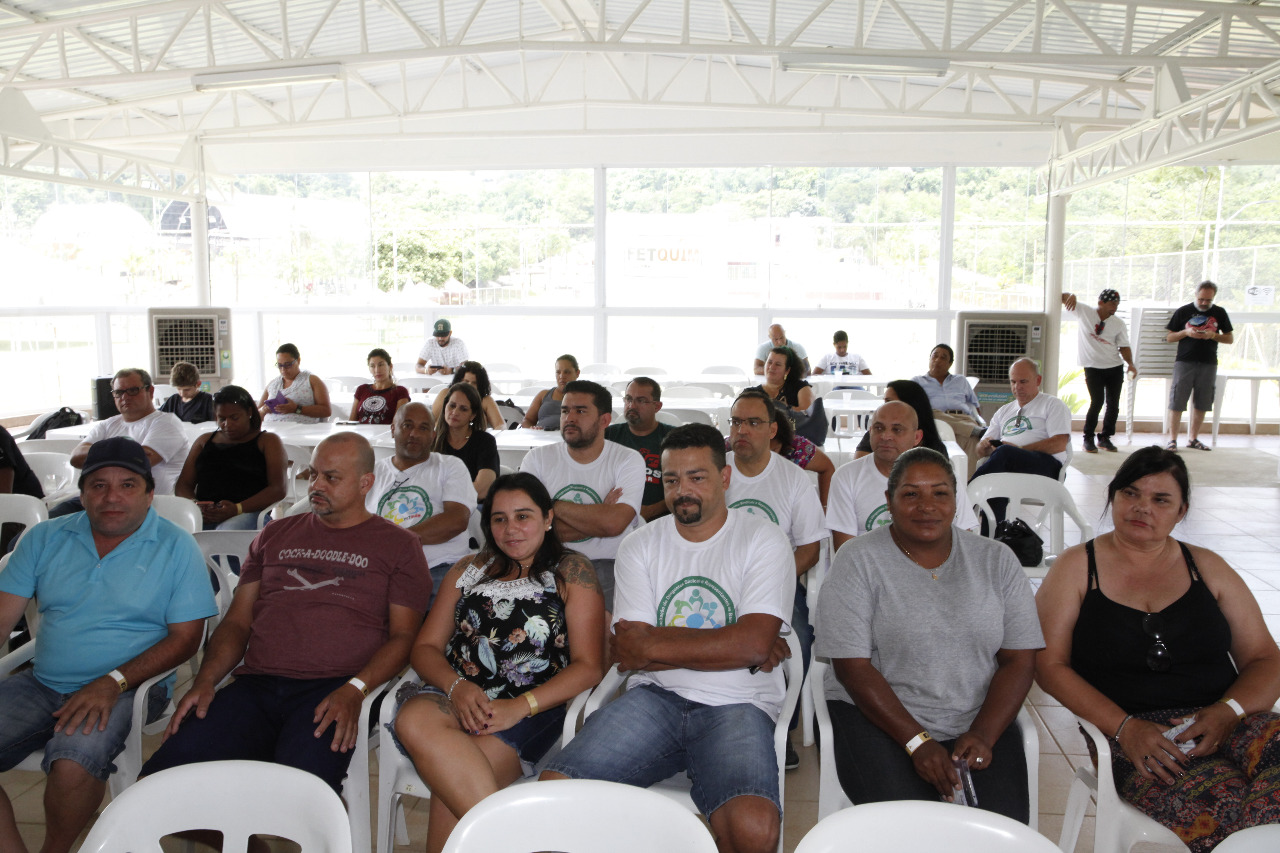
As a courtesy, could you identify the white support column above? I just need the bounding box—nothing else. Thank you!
[1044,192,1069,389]
[95,312,113,379]
[594,165,607,363]
[937,165,957,346]
[192,196,211,307]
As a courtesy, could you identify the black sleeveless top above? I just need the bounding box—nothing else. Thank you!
[193,431,270,504]
[1071,539,1236,714]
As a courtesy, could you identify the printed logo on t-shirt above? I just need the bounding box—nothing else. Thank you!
[362,395,388,414]
[864,504,891,532]
[657,576,737,629]
[1002,415,1033,437]
[1186,314,1218,335]
[729,498,779,525]
[378,486,434,526]
[552,484,602,543]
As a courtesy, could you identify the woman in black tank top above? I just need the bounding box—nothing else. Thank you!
[1035,446,1280,852]
[176,385,289,530]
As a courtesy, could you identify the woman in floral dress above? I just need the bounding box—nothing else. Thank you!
[389,471,606,852]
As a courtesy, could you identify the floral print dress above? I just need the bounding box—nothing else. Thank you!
[444,558,571,700]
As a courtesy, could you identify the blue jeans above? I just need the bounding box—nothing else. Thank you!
[545,683,780,817]
[208,511,260,531]
[0,670,166,781]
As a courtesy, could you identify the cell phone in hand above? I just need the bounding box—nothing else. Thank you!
[951,757,979,807]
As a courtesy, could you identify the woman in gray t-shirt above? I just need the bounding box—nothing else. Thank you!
[815,447,1043,822]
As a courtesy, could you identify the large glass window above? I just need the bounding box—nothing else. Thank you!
[952,168,1045,312]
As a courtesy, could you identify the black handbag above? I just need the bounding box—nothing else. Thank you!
[994,517,1043,567]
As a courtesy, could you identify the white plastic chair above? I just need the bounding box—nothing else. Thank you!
[624,365,667,375]
[151,494,201,534]
[79,760,353,853]
[565,632,804,853]
[440,779,718,853]
[967,472,1094,578]
[16,438,83,454]
[326,375,367,394]
[1213,825,1280,852]
[662,385,712,397]
[1058,717,1188,853]
[280,442,312,502]
[23,451,75,498]
[375,670,593,853]
[809,659,1039,829]
[795,799,1059,853]
[655,410,682,427]
[0,493,48,547]
[193,530,256,619]
[661,407,716,427]
[399,376,445,392]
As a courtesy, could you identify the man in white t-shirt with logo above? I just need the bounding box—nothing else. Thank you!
[812,330,872,382]
[542,423,795,853]
[973,358,1071,482]
[56,368,189,517]
[1061,289,1136,453]
[828,401,977,553]
[725,389,824,770]
[366,401,474,604]
[520,380,645,610]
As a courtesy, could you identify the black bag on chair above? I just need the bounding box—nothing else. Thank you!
[791,396,828,447]
[994,517,1043,567]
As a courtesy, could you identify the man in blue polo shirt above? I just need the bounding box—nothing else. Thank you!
[0,437,215,853]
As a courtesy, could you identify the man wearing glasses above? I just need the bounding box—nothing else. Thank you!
[1062,289,1136,453]
[605,377,673,522]
[54,369,188,517]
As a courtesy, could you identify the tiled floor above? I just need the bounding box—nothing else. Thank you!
[3,432,1276,852]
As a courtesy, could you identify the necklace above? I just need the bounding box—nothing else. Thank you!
[890,526,950,580]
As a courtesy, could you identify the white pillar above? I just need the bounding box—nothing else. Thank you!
[1044,192,1069,389]
[192,197,211,307]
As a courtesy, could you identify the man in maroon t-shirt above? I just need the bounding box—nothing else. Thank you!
[141,432,431,792]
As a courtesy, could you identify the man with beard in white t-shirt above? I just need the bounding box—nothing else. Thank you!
[366,401,474,606]
[542,423,794,853]
[520,380,645,610]
[828,401,977,553]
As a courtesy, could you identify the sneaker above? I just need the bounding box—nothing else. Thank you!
[785,737,800,770]
[1083,436,1097,453]
[1096,435,1117,452]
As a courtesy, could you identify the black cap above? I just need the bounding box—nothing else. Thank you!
[80,436,151,481]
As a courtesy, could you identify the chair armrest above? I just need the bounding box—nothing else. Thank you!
[0,641,36,679]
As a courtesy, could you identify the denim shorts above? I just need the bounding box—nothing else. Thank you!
[388,680,566,777]
[543,683,780,817]
[0,669,167,781]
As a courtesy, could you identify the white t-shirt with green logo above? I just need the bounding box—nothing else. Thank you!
[613,509,795,719]
[366,454,476,567]
[725,451,825,552]
[980,392,1072,465]
[826,455,977,539]
[520,441,645,561]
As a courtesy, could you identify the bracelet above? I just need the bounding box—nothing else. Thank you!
[347,677,369,697]
[1113,714,1134,742]
[108,669,128,693]
[446,676,466,702]
[234,502,244,516]
[905,731,932,756]
[524,692,539,717]
[1219,697,1246,720]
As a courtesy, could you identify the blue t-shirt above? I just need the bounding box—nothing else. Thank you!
[0,508,217,693]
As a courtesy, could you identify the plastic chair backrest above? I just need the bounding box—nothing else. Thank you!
[0,494,49,543]
[22,451,75,495]
[193,530,257,618]
[440,780,717,853]
[661,408,714,426]
[794,800,1058,853]
[1211,825,1280,852]
[151,495,201,534]
[967,472,1094,563]
[662,385,712,397]
[79,760,353,853]
[284,495,313,517]
[16,438,83,454]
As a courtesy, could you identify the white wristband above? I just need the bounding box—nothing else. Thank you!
[108,669,128,693]
[905,731,932,756]
[347,677,369,697]
[1220,697,1246,719]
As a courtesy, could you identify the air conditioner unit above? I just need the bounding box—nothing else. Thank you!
[954,311,1048,421]
[148,308,233,391]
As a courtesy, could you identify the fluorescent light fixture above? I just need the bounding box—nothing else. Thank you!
[779,53,949,77]
[192,63,344,92]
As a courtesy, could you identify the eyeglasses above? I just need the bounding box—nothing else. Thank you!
[1142,612,1173,672]
[623,396,654,406]
[275,360,297,370]
[110,386,147,399]
[729,417,769,429]
[1094,320,1106,335]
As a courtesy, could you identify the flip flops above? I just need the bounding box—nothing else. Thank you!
[1186,438,1211,451]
